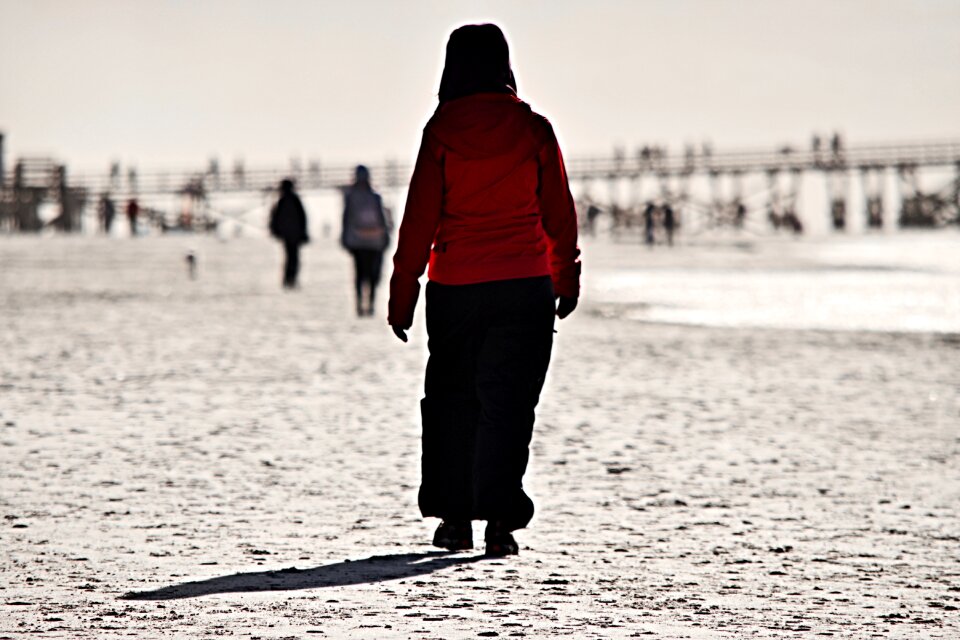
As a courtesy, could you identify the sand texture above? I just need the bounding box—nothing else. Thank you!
[1,235,958,638]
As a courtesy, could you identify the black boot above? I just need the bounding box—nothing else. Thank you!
[432,520,473,551]
[484,521,519,557]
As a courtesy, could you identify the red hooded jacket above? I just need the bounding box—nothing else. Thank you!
[388,93,581,328]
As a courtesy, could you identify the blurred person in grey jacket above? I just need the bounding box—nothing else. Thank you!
[341,165,391,316]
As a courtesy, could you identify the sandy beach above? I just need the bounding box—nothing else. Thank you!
[1,233,958,639]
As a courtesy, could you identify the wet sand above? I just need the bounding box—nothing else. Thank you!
[1,235,958,638]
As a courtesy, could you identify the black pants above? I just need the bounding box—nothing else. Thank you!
[350,249,384,312]
[283,240,301,287]
[419,276,555,531]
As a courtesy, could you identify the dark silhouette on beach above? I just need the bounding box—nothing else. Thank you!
[643,201,656,246]
[125,198,139,236]
[663,203,676,246]
[269,179,309,289]
[185,250,197,279]
[388,23,580,557]
[98,193,115,234]
[585,200,602,236]
[734,201,747,229]
[341,165,390,315]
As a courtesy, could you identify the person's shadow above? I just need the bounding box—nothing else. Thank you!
[120,551,484,600]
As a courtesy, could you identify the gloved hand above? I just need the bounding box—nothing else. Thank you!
[391,325,408,343]
[556,296,578,319]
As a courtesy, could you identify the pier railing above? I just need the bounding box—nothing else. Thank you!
[3,139,959,198]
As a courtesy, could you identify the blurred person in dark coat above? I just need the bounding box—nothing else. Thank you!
[126,198,139,237]
[643,201,656,246]
[269,179,309,289]
[663,203,676,246]
[98,193,116,234]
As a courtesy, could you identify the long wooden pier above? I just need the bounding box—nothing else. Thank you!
[3,139,957,196]
[2,138,959,233]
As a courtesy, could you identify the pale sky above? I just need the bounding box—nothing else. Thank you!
[1,0,958,172]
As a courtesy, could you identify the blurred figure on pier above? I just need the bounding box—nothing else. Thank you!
[125,198,140,237]
[663,202,676,246]
[783,207,804,234]
[734,200,747,229]
[269,179,309,289]
[831,132,844,163]
[582,196,602,236]
[98,193,116,235]
[828,132,846,170]
[643,201,656,246]
[639,145,651,168]
[341,165,390,316]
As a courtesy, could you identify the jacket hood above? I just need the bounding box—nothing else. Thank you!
[428,93,541,160]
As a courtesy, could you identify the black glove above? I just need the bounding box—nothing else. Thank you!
[391,325,408,343]
[556,296,578,320]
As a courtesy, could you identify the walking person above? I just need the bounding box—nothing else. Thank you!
[98,193,116,235]
[643,201,656,246]
[269,179,309,289]
[126,198,140,237]
[388,23,581,557]
[663,203,676,246]
[341,166,391,316]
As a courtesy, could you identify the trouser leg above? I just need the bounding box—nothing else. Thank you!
[473,277,555,531]
[351,250,365,313]
[420,277,555,529]
[284,241,300,286]
[419,282,483,521]
[419,394,479,521]
[368,251,383,312]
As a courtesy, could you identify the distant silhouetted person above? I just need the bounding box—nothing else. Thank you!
[185,250,197,280]
[269,179,309,289]
[98,193,116,234]
[585,201,602,236]
[126,198,140,236]
[663,203,676,245]
[341,165,390,316]
[867,196,883,229]
[734,201,747,229]
[388,23,580,557]
[783,208,804,234]
[643,201,656,245]
[831,132,844,167]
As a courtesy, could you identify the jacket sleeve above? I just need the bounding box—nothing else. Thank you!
[538,127,581,299]
[388,130,444,328]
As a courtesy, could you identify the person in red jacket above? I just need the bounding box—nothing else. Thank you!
[388,23,580,557]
